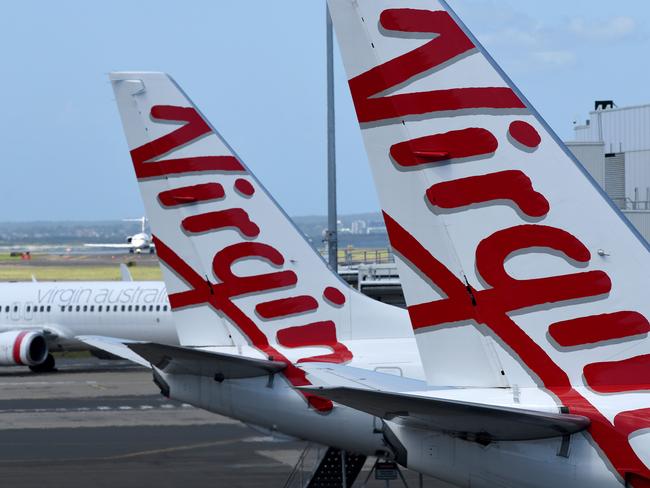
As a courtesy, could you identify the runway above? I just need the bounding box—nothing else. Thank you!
[0,358,450,488]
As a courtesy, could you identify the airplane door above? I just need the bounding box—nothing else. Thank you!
[10,303,21,321]
[24,302,34,321]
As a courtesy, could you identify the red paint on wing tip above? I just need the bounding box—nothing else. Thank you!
[307,395,333,412]
[508,121,541,149]
[323,287,346,306]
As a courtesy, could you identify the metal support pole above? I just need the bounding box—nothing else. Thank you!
[341,449,347,488]
[326,4,338,272]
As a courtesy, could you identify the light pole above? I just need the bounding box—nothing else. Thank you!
[325,4,338,272]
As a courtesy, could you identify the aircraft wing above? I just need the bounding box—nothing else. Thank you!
[77,336,151,367]
[127,342,286,379]
[299,385,589,442]
[77,336,286,379]
[300,362,427,392]
[84,243,134,249]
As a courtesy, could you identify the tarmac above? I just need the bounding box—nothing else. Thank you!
[0,358,451,488]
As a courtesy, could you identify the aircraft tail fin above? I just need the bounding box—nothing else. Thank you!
[328,0,650,479]
[109,71,412,410]
[328,0,650,388]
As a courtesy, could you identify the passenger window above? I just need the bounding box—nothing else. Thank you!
[90,306,94,312]
[121,305,125,312]
[13,306,18,312]
[83,305,88,312]
[163,305,168,312]
[60,306,65,312]
[40,306,44,312]
[128,305,132,312]
[46,306,50,312]
[76,305,80,312]
[98,306,102,312]
[68,305,73,312]
[156,305,160,312]
[149,305,153,312]
[26,306,31,312]
[135,305,139,312]
[113,305,117,312]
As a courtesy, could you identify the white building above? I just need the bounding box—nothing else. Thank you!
[566,101,650,241]
[351,220,367,235]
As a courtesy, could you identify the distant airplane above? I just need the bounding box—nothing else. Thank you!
[83,71,423,481]
[84,217,155,253]
[0,265,174,372]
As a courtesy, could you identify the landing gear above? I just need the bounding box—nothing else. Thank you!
[29,353,56,373]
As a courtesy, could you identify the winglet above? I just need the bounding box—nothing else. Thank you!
[119,263,133,282]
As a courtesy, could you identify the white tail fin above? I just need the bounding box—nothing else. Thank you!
[328,0,650,479]
[109,72,410,410]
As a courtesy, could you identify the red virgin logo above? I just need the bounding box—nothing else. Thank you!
[129,105,352,412]
[352,7,650,481]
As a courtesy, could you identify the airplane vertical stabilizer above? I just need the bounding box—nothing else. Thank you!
[109,72,411,410]
[328,0,650,480]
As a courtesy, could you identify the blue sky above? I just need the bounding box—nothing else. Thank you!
[0,0,648,221]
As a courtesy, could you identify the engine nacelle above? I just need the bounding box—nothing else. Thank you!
[0,330,48,366]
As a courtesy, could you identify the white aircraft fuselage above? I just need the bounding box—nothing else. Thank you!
[0,281,175,369]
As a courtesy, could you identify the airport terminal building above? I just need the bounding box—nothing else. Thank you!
[567,101,650,240]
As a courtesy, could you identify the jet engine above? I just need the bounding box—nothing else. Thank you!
[0,330,49,367]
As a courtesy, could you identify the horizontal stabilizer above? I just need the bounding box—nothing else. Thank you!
[77,335,150,368]
[300,362,427,392]
[300,386,589,442]
[127,342,286,379]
